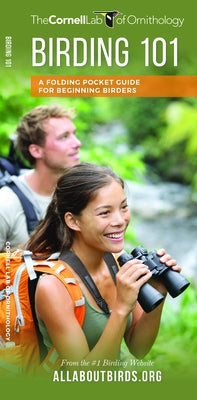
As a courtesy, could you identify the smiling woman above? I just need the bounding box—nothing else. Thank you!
[26,162,182,374]
[68,178,130,255]
[27,162,128,256]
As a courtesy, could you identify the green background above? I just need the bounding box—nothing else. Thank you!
[0,0,196,398]
[1,0,197,76]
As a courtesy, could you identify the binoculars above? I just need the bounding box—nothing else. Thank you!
[117,246,190,313]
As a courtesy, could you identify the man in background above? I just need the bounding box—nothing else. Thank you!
[0,104,82,250]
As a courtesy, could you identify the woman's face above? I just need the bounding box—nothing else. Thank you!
[73,180,131,254]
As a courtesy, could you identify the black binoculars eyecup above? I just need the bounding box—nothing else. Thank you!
[159,268,190,298]
[138,283,164,313]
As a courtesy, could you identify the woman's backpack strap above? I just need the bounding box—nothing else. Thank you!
[33,260,85,374]
[34,261,85,325]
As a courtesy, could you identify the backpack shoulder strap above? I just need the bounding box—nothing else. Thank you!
[28,270,48,362]
[34,260,85,325]
[0,157,19,176]
[6,181,39,234]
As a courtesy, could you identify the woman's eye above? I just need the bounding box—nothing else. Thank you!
[122,203,129,210]
[99,211,109,216]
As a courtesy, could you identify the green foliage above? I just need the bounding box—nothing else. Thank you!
[118,98,170,144]
[143,283,197,377]
[160,102,197,190]
[162,102,197,152]
[80,146,145,182]
[95,97,197,191]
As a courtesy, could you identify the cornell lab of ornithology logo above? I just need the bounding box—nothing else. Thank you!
[30,11,184,29]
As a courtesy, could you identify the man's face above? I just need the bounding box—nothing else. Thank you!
[40,117,82,171]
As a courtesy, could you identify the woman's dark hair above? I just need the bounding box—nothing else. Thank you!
[27,162,124,258]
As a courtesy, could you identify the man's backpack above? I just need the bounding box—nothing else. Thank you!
[0,249,85,377]
[0,139,38,234]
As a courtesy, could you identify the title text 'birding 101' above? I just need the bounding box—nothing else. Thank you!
[32,37,179,68]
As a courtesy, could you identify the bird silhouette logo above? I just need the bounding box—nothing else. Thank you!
[94,10,121,28]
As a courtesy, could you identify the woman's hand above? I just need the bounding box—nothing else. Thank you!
[115,259,152,315]
[156,248,181,272]
[150,248,182,295]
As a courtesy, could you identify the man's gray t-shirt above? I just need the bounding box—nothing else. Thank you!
[0,172,51,250]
